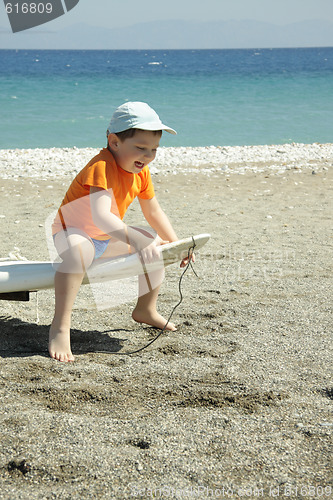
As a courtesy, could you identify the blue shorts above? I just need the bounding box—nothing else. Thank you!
[53,233,110,260]
[91,238,110,259]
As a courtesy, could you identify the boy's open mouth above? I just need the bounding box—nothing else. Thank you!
[134,161,144,169]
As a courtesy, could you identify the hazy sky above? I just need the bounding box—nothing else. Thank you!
[1,0,333,31]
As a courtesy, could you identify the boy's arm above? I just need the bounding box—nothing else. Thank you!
[139,197,194,268]
[138,196,178,243]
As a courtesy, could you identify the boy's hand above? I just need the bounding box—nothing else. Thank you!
[139,240,161,264]
[154,235,196,268]
[155,235,169,246]
[180,252,195,268]
[135,234,169,263]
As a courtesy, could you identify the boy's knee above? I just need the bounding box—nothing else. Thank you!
[59,246,94,273]
[55,231,95,273]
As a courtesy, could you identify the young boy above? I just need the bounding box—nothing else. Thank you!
[49,102,191,362]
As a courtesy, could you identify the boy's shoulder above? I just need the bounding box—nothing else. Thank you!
[88,147,114,165]
[82,148,116,171]
[74,148,115,182]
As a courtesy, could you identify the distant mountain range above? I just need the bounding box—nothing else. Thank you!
[1,19,333,49]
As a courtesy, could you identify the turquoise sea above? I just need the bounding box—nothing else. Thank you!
[0,48,332,149]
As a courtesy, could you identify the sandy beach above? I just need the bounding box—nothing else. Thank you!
[0,144,332,499]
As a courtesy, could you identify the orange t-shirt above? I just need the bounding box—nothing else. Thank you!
[52,148,155,240]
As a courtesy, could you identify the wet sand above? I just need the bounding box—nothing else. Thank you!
[0,147,332,498]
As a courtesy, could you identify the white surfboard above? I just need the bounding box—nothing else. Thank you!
[0,234,210,298]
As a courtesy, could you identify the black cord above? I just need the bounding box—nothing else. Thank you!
[95,237,197,356]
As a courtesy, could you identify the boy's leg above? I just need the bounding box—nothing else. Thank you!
[132,269,176,331]
[49,230,95,362]
[128,228,176,331]
[102,226,176,330]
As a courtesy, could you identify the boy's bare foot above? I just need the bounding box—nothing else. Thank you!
[132,309,176,331]
[48,326,75,362]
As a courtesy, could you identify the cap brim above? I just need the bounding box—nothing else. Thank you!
[133,121,177,135]
[161,126,177,135]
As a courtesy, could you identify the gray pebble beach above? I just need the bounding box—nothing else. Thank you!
[0,144,332,499]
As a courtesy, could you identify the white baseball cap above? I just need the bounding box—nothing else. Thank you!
[107,101,177,136]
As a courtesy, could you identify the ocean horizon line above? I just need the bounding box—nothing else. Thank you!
[1,46,333,52]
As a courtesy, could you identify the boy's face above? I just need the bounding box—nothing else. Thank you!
[108,130,160,174]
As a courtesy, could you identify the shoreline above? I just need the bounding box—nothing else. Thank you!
[0,142,332,179]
